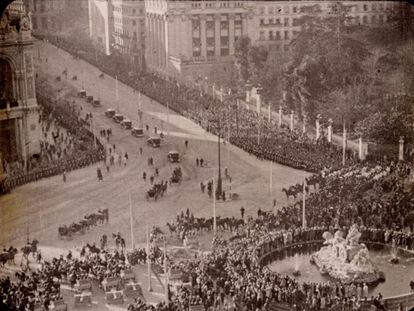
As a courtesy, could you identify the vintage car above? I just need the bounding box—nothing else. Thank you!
[101,276,120,292]
[121,119,132,129]
[105,109,116,118]
[147,137,161,148]
[92,99,101,107]
[168,151,180,163]
[131,127,144,137]
[74,278,92,293]
[112,114,124,123]
[86,96,93,103]
[78,90,86,98]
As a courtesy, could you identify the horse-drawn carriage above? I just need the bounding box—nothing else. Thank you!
[146,182,167,201]
[170,167,182,184]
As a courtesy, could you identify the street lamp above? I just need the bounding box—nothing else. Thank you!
[203,100,223,199]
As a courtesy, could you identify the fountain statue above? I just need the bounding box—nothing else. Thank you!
[389,238,399,264]
[310,224,383,284]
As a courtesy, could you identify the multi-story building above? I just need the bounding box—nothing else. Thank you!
[253,1,397,53]
[144,0,401,81]
[112,0,145,69]
[0,0,40,172]
[25,0,89,37]
[88,0,113,55]
[145,0,255,80]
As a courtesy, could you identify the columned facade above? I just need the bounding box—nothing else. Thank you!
[144,0,253,81]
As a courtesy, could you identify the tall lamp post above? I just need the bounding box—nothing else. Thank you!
[216,113,222,198]
[203,101,222,199]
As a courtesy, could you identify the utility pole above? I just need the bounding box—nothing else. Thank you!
[217,116,222,198]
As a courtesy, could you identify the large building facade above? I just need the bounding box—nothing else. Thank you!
[143,0,400,81]
[112,0,145,69]
[145,0,254,80]
[24,0,89,37]
[0,0,40,171]
[88,0,113,55]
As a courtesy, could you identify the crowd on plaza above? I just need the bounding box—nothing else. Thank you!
[2,37,412,311]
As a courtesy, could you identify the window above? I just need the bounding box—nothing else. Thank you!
[284,6,289,14]
[268,7,274,15]
[269,18,274,24]
[192,19,200,32]
[276,6,281,14]
[372,3,377,11]
[372,15,377,24]
[284,18,289,27]
[259,31,265,40]
[220,36,229,46]
[379,15,384,23]
[275,30,281,40]
[292,6,297,13]
[192,38,201,48]
[41,17,47,29]
[363,15,368,24]
[259,6,265,15]
[292,18,299,26]
[379,3,384,11]
[260,19,264,26]
[133,20,136,26]
[220,48,229,56]
[207,37,215,47]
[284,30,289,40]
[206,20,214,30]
[269,30,273,40]
[220,21,228,30]
[207,49,215,56]
[363,4,368,11]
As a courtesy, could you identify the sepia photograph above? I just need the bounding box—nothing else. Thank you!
[0,0,414,310]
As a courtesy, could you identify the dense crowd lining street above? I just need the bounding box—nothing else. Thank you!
[0,31,413,311]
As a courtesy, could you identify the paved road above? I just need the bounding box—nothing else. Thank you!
[0,40,311,309]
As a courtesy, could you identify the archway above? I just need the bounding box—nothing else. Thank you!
[0,57,14,109]
[0,58,18,164]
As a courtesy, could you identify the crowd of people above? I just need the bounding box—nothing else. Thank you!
[0,91,105,194]
[41,35,357,176]
[2,36,412,311]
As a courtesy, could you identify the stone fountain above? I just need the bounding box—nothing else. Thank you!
[310,224,383,284]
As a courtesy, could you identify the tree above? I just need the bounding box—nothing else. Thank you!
[234,36,252,83]
[284,2,370,120]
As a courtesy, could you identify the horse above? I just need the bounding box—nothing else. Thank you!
[21,239,38,259]
[98,208,109,224]
[282,187,297,200]
[85,213,105,225]
[166,222,177,236]
[112,234,126,250]
[86,243,100,254]
[0,246,17,266]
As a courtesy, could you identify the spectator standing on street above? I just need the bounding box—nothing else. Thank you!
[62,170,66,183]
[97,168,103,181]
[240,206,245,219]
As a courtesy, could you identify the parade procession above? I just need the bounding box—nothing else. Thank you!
[1,1,414,311]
